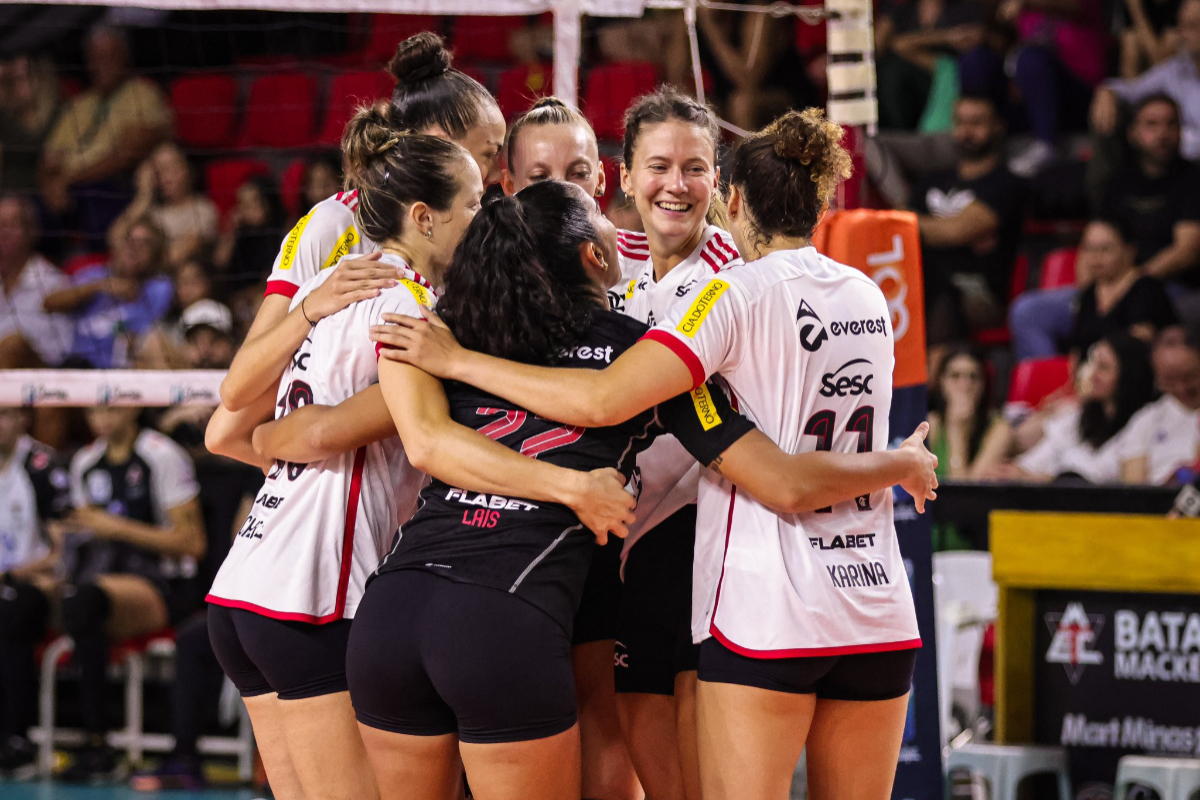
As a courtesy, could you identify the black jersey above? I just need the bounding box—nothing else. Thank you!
[0,436,70,573]
[375,309,755,631]
[67,429,201,589]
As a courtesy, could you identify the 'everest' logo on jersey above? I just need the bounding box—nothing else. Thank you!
[796,300,828,352]
[690,384,723,430]
[676,280,730,338]
[829,316,889,338]
[820,358,875,397]
[1045,602,1105,684]
[279,208,315,271]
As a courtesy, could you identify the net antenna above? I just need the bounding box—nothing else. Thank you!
[646,0,875,140]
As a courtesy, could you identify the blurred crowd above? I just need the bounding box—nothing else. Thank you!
[0,0,1197,787]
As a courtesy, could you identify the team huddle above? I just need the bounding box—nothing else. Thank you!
[202,31,939,800]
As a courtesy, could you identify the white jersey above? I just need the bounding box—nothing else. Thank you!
[646,247,920,656]
[1115,394,1200,485]
[264,191,380,301]
[608,226,742,554]
[208,253,433,623]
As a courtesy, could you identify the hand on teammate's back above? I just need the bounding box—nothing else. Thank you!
[304,252,400,321]
[897,422,939,514]
[371,309,463,379]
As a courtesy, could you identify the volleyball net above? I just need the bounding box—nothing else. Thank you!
[0,0,874,410]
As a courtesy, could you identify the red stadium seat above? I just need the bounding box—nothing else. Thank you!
[584,61,659,141]
[170,74,240,149]
[1038,247,1077,290]
[973,253,1031,347]
[319,70,396,146]
[497,63,553,120]
[450,16,526,62]
[363,14,441,65]
[279,158,308,219]
[62,252,107,277]
[1007,356,1072,408]
[237,72,318,149]
[206,158,271,219]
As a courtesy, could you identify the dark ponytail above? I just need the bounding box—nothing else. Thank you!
[387,32,498,139]
[438,182,601,365]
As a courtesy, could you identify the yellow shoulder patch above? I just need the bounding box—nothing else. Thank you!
[399,278,432,308]
[676,280,730,338]
[690,384,723,431]
[321,225,361,271]
[625,278,637,299]
[278,209,315,271]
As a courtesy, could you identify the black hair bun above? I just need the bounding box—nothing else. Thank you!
[388,31,453,86]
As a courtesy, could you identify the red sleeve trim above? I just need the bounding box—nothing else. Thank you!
[265,280,299,299]
[641,329,705,390]
[709,625,922,659]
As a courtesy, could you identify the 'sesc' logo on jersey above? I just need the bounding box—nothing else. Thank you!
[796,300,828,352]
[1045,602,1105,684]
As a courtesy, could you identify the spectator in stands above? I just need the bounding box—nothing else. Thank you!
[1091,0,1200,163]
[1008,332,1156,482]
[679,4,820,130]
[1102,96,1200,313]
[212,174,285,299]
[302,152,342,213]
[43,215,174,368]
[1117,327,1200,483]
[1068,218,1178,354]
[911,94,1027,344]
[109,143,218,271]
[1119,0,1186,78]
[1001,0,1107,177]
[136,259,215,369]
[1012,218,1179,358]
[0,54,61,193]
[0,407,69,775]
[874,0,999,130]
[38,26,173,247]
[133,300,250,791]
[928,346,1010,479]
[0,193,71,369]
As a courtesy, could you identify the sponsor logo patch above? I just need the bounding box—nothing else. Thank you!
[400,278,432,308]
[690,384,723,431]
[676,280,729,338]
[321,225,360,270]
[278,209,315,271]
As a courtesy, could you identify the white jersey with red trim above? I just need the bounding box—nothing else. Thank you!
[644,246,920,656]
[608,225,742,555]
[264,191,380,300]
[208,253,432,623]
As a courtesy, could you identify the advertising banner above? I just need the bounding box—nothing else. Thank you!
[1035,590,1200,796]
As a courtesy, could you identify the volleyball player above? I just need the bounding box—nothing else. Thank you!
[376,110,936,800]
[501,96,634,800]
[205,31,506,461]
[205,107,632,800]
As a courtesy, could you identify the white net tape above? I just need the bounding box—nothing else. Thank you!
[0,371,225,407]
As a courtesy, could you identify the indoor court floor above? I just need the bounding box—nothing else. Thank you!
[0,782,263,799]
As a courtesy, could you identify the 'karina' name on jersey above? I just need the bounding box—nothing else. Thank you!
[827,561,890,589]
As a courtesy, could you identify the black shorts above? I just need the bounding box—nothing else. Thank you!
[207,604,352,700]
[572,535,623,646]
[614,505,700,696]
[347,570,577,744]
[698,637,918,700]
